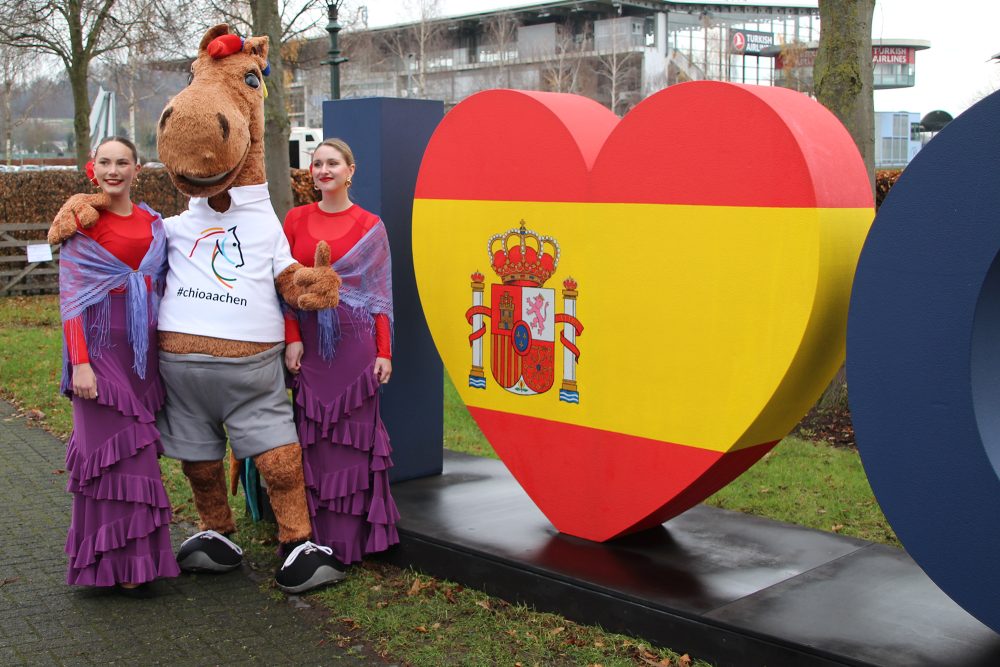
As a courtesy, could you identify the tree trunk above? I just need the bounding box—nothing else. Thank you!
[69,60,92,167]
[814,0,875,195]
[812,0,875,413]
[252,0,293,221]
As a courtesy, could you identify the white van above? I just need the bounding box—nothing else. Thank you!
[289,127,322,169]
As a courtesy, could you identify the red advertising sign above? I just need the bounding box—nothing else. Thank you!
[872,46,914,64]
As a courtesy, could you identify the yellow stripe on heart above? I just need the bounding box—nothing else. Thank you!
[413,198,872,454]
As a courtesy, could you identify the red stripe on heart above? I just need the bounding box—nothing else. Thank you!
[469,406,776,541]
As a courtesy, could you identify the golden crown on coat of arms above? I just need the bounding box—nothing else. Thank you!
[487,220,560,287]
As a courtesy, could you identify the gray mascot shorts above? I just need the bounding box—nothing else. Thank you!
[157,345,298,462]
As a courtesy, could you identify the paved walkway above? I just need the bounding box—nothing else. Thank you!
[0,400,380,666]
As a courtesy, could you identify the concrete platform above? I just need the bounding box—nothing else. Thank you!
[382,451,1000,666]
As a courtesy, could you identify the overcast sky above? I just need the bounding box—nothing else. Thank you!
[363,0,1000,119]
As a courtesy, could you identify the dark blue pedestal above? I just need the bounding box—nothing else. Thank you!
[322,98,444,483]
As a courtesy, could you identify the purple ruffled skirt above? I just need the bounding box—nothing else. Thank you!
[63,294,179,586]
[293,308,400,564]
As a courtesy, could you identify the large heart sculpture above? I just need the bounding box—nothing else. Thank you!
[412,83,873,542]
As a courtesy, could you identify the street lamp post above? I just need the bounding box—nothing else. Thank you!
[324,2,349,99]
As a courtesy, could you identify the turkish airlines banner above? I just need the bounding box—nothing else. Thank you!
[730,29,774,56]
[872,46,915,64]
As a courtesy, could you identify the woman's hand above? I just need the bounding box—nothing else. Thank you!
[374,357,392,385]
[72,363,98,400]
[285,342,304,374]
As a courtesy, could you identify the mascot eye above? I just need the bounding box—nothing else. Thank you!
[187,72,193,86]
[244,72,260,89]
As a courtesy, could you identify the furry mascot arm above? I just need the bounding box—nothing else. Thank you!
[275,240,342,311]
[47,192,112,245]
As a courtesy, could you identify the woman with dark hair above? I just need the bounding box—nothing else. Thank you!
[55,136,179,590]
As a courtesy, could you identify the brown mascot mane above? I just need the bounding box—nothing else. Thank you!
[157,24,268,212]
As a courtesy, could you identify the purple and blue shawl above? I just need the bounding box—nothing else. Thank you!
[59,203,168,390]
[313,219,394,361]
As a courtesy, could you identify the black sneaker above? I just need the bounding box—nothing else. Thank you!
[177,530,243,573]
[274,541,346,594]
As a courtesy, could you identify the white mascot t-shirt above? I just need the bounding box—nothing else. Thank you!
[158,183,296,342]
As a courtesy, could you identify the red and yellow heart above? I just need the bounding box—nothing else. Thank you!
[413,83,873,542]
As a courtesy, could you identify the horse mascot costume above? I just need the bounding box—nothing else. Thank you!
[49,24,345,594]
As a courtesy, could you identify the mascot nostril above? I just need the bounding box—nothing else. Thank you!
[217,113,230,141]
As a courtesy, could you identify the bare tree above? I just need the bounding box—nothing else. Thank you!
[776,39,815,96]
[202,0,327,43]
[814,0,875,194]
[0,0,162,167]
[484,12,519,88]
[594,19,640,115]
[250,0,294,220]
[541,24,584,94]
[0,45,56,164]
[812,0,875,414]
[378,0,444,98]
[103,1,195,148]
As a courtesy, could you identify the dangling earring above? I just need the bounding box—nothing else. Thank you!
[345,178,352,187]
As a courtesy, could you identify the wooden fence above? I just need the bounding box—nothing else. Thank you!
[0,223,59,296]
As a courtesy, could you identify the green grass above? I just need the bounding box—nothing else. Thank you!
[705,437,897,546]
[443,373,495,458]
[0,294,898,666]
[315,562,707,666]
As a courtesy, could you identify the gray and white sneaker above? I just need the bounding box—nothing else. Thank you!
[275,541,346,594]
[177,530,243,573]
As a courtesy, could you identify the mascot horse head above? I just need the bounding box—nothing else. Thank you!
[157,24,269,209]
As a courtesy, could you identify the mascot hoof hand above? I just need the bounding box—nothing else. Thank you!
[275,540,346,594]
[177,530,244,573]
[47,192,112,244]
[294,241,342,311]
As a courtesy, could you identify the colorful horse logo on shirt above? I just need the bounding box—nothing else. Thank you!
[189,225,244,289]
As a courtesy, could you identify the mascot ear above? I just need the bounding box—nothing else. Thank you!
[243,35,269,68]
[199,24,231,55]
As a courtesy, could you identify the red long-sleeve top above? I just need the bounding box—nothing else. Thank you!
[283,203,391,359]
[63,206,155,365]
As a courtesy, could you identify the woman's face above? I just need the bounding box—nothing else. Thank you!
[93,141,138,198]
[311,145,355,195]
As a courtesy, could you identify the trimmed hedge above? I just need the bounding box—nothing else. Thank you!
[1,166,900,231]
[0,168,320,229]
[875,169,902,210]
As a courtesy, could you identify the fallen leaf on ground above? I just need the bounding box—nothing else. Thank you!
[548,627,565,637]
[678,654,692,667]
[414,625,428,633]
[475,599,491,611]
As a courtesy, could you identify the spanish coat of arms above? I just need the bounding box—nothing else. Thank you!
[465,221,584,403]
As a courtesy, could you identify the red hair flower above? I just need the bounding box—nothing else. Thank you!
[85,160,98,186]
